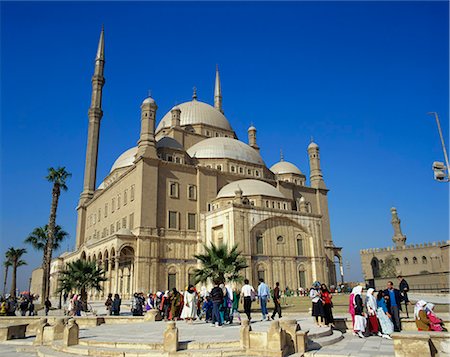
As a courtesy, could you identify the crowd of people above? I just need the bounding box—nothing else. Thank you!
[0,293,38,316]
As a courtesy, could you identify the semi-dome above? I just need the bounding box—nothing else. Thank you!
[156,99,233,133]
[217,179,285,199]
[110,147,138,173]
[187,137,264,165]
[270,161,302,175]
[156,137,184,150]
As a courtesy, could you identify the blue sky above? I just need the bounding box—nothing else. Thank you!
[1,1,449,292]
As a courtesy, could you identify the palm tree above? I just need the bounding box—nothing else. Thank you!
[3,260,12,296]
[42,167,71,301]
[57,259,107,309]
[193,243,248,284]
[25,225,69,257]
[5,247,27,298]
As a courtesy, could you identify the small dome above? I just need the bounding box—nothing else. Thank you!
[270,161,302,175]
[187,137,264,165]
[248,125,256,131]
[308,141,319,149]
[156,137,184,150]
[110,147,138,173]
[142,96,156,105]
[217,179,285,199]
[156,100,233,133]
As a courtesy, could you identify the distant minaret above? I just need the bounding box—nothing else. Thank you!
[308,140,326,189]
[214,65,223,113]
[247,125,259,151]
[137,95,158,159]
[391,207,407,248]
[80,27,105,202]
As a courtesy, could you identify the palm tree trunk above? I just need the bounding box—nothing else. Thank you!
[10,262,17,298]
[3,265,9,296]
[42,184,60,301]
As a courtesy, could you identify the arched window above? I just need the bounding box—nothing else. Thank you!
[395,258,400,266]
[413,257,418,264]
[256,234,263,254]
[404,257,409,265]
[371,258,380,278]
[296,238,304,256]
[422,256,427,264]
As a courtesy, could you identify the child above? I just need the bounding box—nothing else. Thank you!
[425,303,446,332]
[201,296,213,322]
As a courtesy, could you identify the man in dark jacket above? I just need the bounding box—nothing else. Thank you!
[210,281,224,327]
[384,281,403,332]
[397,275,410,318]
[271,282,282,319]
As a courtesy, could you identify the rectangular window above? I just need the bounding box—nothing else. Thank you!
[188,273,196,286]
[110,224,114,234]
[168,273,177,290]
[98,209,101,222]
[105,203,108,217]
[112,198,116,212]
[257,270,265,281]
[122,217,127,229]
[297,239,304,256]
[299,270,306,288]
[256,235,263,254]
[130,185,135,201]
[117,194,121,209]
[93,213,96,224]
[169,182,179,198]
[116,221,120,231]
[187,213,196,230]
[129,213,134,230]
[124,189,128,205]
[168,211,178,229]
[188,185,197,200]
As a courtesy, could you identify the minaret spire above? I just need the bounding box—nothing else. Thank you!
[80,27,106,202]
[391,207,407,248]
[214,65,223,113]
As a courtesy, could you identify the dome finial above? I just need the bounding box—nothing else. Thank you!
[192,86,197,100]
[310,135,314,143]
[280,149,284,161]
[147,89,152,98]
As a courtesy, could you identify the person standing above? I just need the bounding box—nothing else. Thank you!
[111,293,121,316]
[365,288,382,337]
[384,281,402,332]
[321,284,334,327]
[180,285,198,323]
[44,298,52,316]
[353,286,366,338]
[105,293,113,315]
[397,275,410,318]
[376,290,393,339]
[271,282,282,320]
[257,278,270,321]
[310,283,324,327]
[210,281,224,327]
[240,279,255,321]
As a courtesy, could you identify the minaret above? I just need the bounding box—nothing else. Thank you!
[136,96,158,159]
[214,65,223,113]
[80,27,105,202]
[247,125,259,151]
[308,141,326,189]
[171,106,181,127]
[391,207,407,248]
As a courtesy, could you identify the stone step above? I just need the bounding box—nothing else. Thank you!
[306,326,333,339]
[307,330,344,350]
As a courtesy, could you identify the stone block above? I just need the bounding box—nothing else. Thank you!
[63,319,79,346]
[392,332,431,357]
[240,319,252,349]
[279,318,300,354]
[0,324,27,341]
[267,320,284,352]
[34,318,49,345]
[163,321,178,353]
[144,309,162,322]
[295,330,309,355]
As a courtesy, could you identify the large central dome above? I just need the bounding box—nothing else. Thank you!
[156,99,233,133]
[187,137,265,165]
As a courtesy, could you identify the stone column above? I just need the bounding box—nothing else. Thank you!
[108,259,113,294]
[114,260,119,294]
[63,319,79,347]
[163,321,178,353]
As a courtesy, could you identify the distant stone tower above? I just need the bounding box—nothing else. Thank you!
[80,27,105,203]
[136,96,158,159]
[308,141,326,189]
[248,125,259,151]
[391,207,406,248]
[214,65,223,113]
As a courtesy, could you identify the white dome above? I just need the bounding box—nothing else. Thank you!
[110,147,137,173]
[217,179,285,199]
[187,137,264,165]
[308,142,319,149]
[156,100,233,133]
[270,161,302,175]
[156,137,184,150]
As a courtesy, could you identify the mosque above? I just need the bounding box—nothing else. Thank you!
[34,29,343,300]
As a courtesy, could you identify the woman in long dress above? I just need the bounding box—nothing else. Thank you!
[365,288,382,337]
[353,286,366,338]
[376,290,393,338]
[180,285,198,323]
[310,282,324,327]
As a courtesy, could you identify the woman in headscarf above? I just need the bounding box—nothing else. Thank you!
[353,286,366,338]
[161,291,171,321]
[365,288,381,337]
[376,290,393,338]
[414,300,430,331]
[310,282,324,327]
[425,303,445,332]
[348,287,357,333]
[170,288,182,321]
[180,285,198,323]
[321,284,334,327]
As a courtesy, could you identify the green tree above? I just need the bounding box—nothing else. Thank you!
[57,259,107,309]
[193,243,248,284]
[42,167,71,301]
[3,260,12,296]
[25,225,69,256]
[5,247,27,297]
[379,254,397,278]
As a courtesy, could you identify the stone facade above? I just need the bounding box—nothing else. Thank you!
[32,29,342,300]
[360,207,449,292]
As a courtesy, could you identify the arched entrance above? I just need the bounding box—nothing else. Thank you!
[118,246,135,299]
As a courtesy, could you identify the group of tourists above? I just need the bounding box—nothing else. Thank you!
[309,282,335,328]
[414,300,446,332]
[0,293,38,316]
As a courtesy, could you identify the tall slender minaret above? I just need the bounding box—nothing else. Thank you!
[136,95,158,159]
[391,207,407,248]
[247,124,259,151]
[80,27,105,202]
[214,65,223,113]
[308,140,326,189]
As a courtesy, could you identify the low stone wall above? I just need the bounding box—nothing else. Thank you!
[0,324,27,341]
[392,331,450,356]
